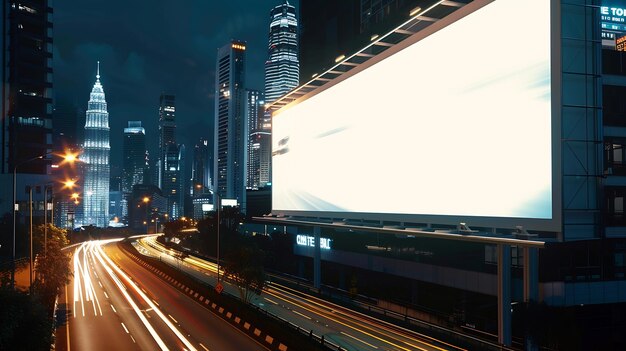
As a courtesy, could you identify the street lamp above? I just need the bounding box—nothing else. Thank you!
[142,197,150,234]
[12,151,79,289]
[42,178,78,256]
[11,150,78,290]
[215,193,221,286]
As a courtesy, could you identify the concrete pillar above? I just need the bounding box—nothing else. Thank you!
[313,226,321,290]
[497,244,512,346]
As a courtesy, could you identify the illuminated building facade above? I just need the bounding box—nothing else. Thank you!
[265,0,299,103]
[214,40,247,211]
[158,94,176,189]
[246,90,270,189]
[163,143,184,219]
[80,63,110,227]
[158,93,184,218]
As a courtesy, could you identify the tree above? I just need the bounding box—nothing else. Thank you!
[163,220,185,239]
[0,287,51,350]
[33,224,72,308]
[222,238,267,303]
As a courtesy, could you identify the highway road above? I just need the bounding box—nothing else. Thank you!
[137,236,465,351]
[55,239,267,351]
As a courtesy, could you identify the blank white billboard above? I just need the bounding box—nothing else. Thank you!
[273,0,555,225]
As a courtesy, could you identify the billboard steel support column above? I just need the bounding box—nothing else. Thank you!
[497,244,511,346]
[523,247,538,302]
[313,226,321,290]
[523,246,539,351]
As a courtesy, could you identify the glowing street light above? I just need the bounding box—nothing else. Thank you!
[141,197,150,233]
[63,179,77,189]
[12,149,78,290]
[58,150,79,165]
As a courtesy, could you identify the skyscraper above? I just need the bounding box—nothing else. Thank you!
[80,62,110,227]
[122,121,147,222]
[163,143,185,218]
[158,93,184,218]
[265,0,299,103]
[122,121,147,193]
[191,138,212,196]
[246,90,270,189]
[191,138,212,220]
[1,0,54,217]
[214,40,247,211]
[158,94,176,189]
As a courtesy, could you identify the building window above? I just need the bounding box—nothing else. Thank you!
[603,85,626,126]
[606,187,626,226]
[605,140,626,175]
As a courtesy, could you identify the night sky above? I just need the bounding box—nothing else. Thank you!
[54,0,298,177]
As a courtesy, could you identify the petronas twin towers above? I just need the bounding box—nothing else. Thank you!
[80,62,110,227]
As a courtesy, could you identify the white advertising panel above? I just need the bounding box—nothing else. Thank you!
[221,199,238,207]
[273,0,556,228]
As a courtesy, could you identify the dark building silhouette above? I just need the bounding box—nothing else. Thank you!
[1,0,54,218]
[299,0,426,84]
[128,184,166,232]
[122,121,147,193]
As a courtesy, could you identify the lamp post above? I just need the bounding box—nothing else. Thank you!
[143,196,150,234]
[11,151,78,289]
[216,193,221,285]
[28,186,33,294]
[12,155,44,289]
[44,179,77,256]
[43,185,51,257]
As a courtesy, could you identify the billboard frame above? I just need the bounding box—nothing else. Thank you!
[271,0,562,233]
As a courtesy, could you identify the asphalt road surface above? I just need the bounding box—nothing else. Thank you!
[55,239,267,351]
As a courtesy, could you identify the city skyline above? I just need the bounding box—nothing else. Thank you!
[53,0,299,174]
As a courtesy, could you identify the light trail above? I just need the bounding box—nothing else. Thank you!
[138,236,462,351]
[72,244,85,317]
[82,242,102,316]
[94,241,198,351]
[91,241,170,351]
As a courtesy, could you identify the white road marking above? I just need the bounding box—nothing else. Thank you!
[341,331,379,349]
[293,310,312,320]
[264,297,279,305]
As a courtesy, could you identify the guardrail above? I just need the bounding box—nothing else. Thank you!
[146,237,526,350]
[158,239,521,350]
